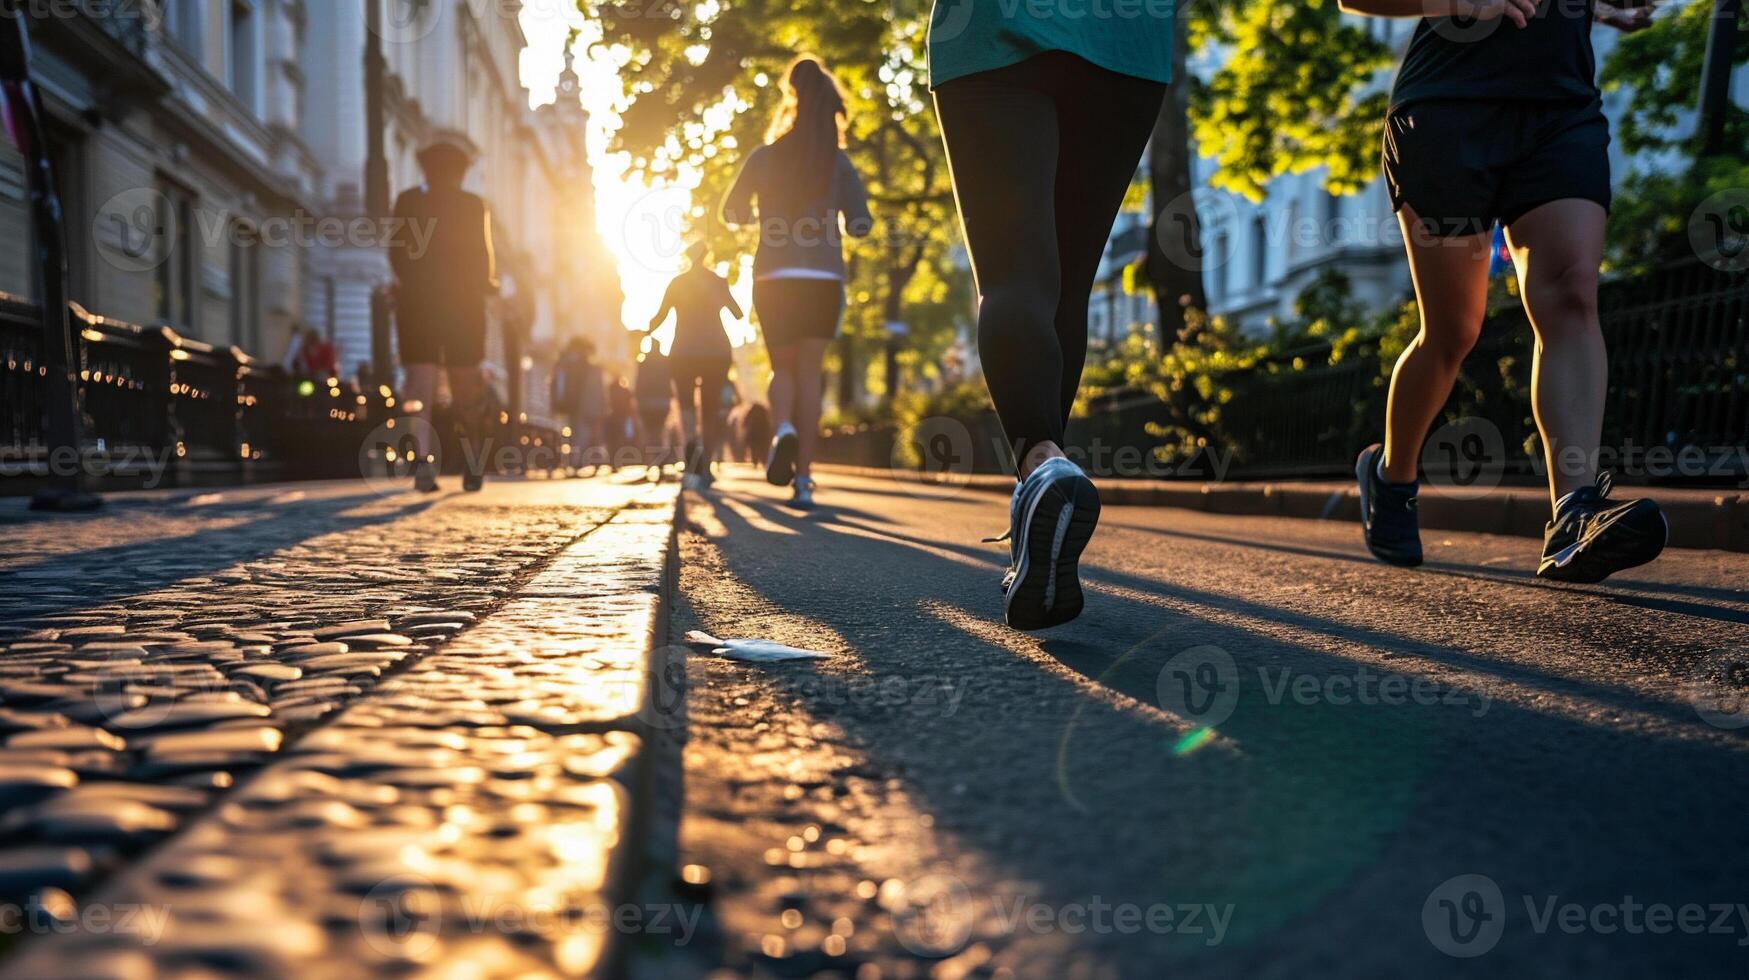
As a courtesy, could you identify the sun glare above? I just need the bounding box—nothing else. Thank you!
[519,5,757,354]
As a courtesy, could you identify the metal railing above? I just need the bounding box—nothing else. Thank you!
[831,258,1749,483]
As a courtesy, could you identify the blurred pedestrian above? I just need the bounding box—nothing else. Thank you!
[287,325,338,381]
[389,130,499,493]
[721,55,872,510]
[634,338,675,481]
[642,241,744,491]
[1346,0,1665,581]
[607,373,635,469]
[552,337,607,476]
[930,6,1169,627]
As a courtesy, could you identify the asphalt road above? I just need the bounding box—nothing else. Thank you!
[639,467,1749,979]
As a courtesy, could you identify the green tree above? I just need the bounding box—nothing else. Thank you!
[1599,0,1749,271]
[585,0,967,411]
[1148,0,1391,337]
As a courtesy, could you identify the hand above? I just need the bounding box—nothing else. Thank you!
[1451,0,1538,27]
[1595,0,1654,31]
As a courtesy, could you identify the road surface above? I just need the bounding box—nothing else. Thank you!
[638,467,1749,979]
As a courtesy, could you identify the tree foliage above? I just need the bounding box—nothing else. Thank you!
[583,0,967,405]
[1189,0,1392,202]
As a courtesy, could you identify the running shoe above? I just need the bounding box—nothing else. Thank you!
[1002,457,1101,631]
[985,481,1024,595]
[414,462,440,494]
[1356,443,1422,567]
[1537,472,1667,583]
[766,423,798,486]
[791,475,817,510]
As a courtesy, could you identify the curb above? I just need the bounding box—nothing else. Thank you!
[817,464,1748,553]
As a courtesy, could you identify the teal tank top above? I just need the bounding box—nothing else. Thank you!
[927,0,1176,89]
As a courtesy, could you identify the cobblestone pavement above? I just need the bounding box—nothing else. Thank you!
[0,477,678,978]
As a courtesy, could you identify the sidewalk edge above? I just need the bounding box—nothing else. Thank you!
[815,464,1746,553]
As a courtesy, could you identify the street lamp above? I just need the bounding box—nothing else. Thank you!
[0,12,100,511]
[365,0,393,381]
[1697,0,1743,156]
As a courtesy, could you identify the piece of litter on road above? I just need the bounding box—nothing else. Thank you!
[683,630,831,663]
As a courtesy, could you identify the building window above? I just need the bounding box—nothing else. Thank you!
[168,0,202,52]
[156,182,198,333]
[1211,231,1229,303]
[229,226,260,352]
[1251,215,1268,288]
[229,0,258,111]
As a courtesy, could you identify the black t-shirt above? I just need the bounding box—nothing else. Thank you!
[656,270,740,360]
[1390,0,1599,109]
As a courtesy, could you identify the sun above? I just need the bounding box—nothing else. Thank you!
[519,5,756,354]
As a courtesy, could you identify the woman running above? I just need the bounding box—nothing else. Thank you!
[643,242,744,491]
[1344,0,1665,582]
[929,8,1171,628]
[721,56,873,510]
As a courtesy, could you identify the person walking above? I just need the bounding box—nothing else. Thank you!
[634,338,676,480]
[643,242,744,491]
[1342,0,1666,581]
[388,131,499,493]
[552,337,607,476]
[721,56,873,510]
[929,8,1171,628]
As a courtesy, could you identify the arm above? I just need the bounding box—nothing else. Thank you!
[721,279,744,321]
[479,202,501,296]
[1594,0,1654,30]
[719,149,760,227]
[388,192,413,283]
[837,152,874,239]
[1338,0,1537,26]
[646,282,677,333]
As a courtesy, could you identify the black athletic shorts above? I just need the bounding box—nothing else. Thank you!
[753,278,845,349]
[1382,99,1611,240]
[395,318,485,368]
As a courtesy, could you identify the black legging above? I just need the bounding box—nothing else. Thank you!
[934,52,1165,470]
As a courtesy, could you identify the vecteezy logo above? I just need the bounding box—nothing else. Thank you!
[890,873,975,957]
[1157,190,1240,274]
[1156,644,1240,728]
[94,187,173,274]
[1422,873,1505,957]
[372,0,442,44]
[891,416,974,500]
[1422,416,1505,500]
[1428,9,1507,44]
[359,416,440,497]
[1686,646,1749,730]
[357,873,443,960]
[1689,189,1749,272]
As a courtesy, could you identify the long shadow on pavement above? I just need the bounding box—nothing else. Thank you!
[681,488,1749,977]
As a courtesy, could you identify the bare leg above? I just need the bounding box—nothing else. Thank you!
[446,365,488,479]
[1380,207,1492,484]
[767,344,797,436]
[1506,199,1609,511]
[402,363,441,467]
[792,338,830,479]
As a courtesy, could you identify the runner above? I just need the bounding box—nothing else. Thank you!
[929,11,1170,628]
[551,337,606,476]
[388,131,499,493]
[720,56,873,510]
[1344,0,1665,581]
[634,338,676,481]
[642,242,744,491]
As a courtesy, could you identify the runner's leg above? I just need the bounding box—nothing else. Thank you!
[1506,199,1609,510]
[935,68,1062,478]
[1381,209,1493,484]
[793,337,831,480]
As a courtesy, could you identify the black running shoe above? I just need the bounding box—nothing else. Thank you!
[766,425,798,487]
[1356,443,1422,567]
[1537,472,1667,583]
[1003,457,1101,631]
